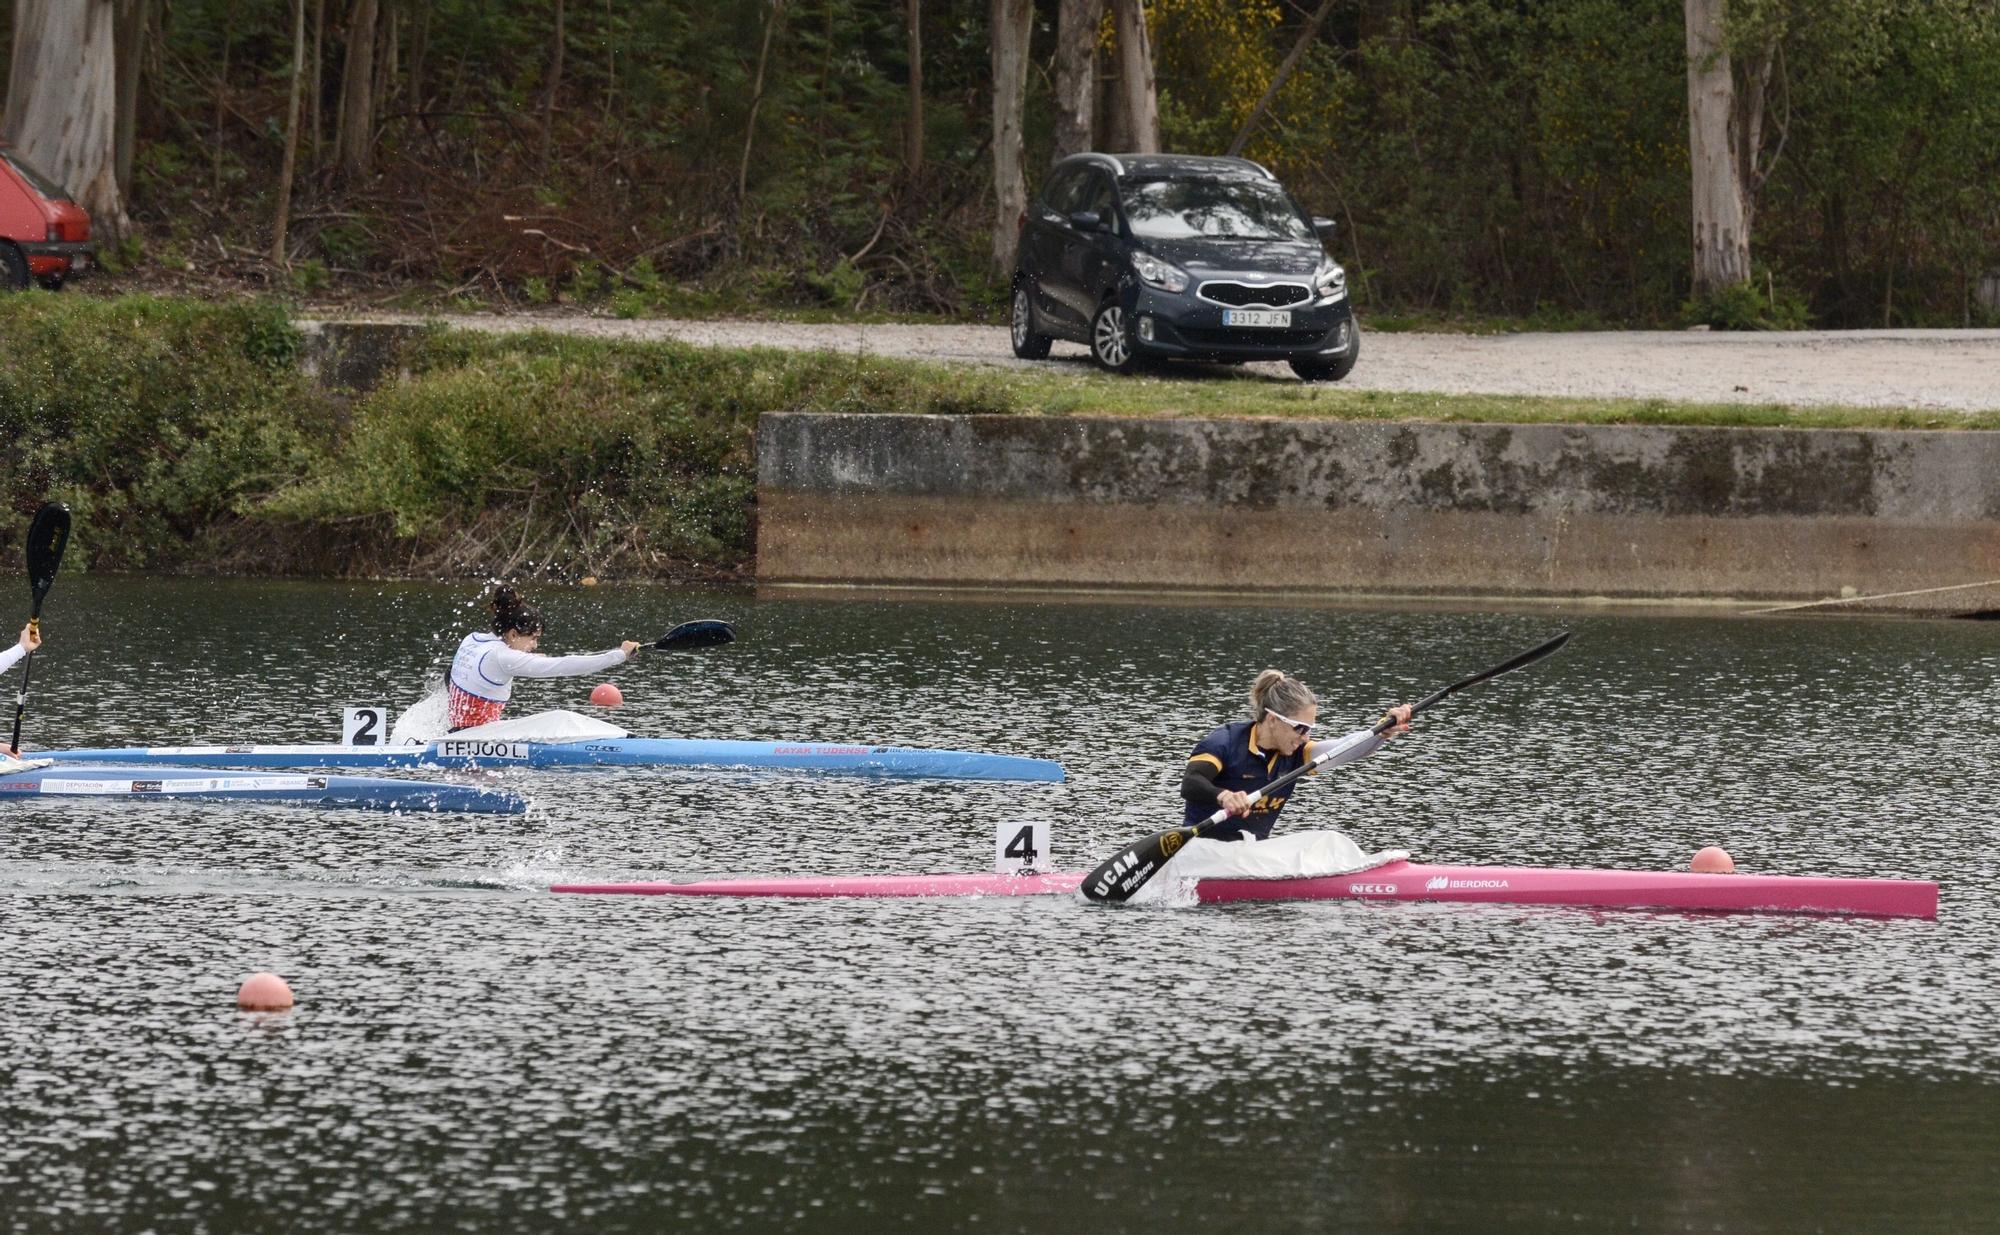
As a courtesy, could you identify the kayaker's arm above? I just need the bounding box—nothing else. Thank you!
[1301,725,1391,770]
[1183,757,1253,818]
[487,644,631,679]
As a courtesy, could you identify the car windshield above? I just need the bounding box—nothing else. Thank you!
[1,150,71,201]
[1118,175,1311,242]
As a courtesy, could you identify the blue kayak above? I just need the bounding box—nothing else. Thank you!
[33,737,1066,781]
[0,763,527,814]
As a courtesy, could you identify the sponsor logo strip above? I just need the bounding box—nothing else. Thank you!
[38,776,323,795]
[1424,874,1511,891]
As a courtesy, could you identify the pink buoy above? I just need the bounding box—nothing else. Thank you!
[590,682,624,707]
[237,972,294,1010]
[1690,846,1736,874]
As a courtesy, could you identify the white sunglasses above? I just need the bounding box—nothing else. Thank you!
[1264,707,1316,738]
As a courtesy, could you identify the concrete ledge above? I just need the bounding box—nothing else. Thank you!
[296,320,429,391]
[756,413,2000,611]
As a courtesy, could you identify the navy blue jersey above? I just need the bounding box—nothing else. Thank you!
[1182,720,1386,841]
[1182,719,1311,841]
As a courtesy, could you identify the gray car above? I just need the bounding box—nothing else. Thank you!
[1011,152,1359,380]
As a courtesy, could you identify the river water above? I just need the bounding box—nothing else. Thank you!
[2,578,1994,1233]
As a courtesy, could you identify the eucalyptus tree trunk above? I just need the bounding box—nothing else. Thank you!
[1112,0,1157,153]
[1685,0,1750,293]
[112,0,153,200]
[335,0,380,181]
[540,0,566,168]
[1052,0,1104,163]
[310,0,326,162]
[739,0,786,205]
[905,0,924,174]
[2,0,128,238]
[272,0,307,264]
[990,0,1033,277]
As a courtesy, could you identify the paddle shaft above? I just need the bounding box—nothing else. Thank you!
[1082,631,1573,904]
[10,503,71,754]
[7,603,44,754]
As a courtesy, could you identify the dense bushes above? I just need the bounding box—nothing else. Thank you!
[0,295,331,568]
[0,296,1025,579]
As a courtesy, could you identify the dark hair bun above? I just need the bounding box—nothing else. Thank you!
[490,584,543,635]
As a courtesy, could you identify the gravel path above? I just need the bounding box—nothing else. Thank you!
[348,314,2000,412]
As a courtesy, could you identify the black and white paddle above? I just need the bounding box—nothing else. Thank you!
[1080,631,1573,904]
[9,502,72,755]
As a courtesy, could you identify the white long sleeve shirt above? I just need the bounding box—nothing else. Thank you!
[0,641,27,677]
[447,631,628,703]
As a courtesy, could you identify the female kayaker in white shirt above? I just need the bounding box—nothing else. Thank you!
[447,585,638,731]
[2,622,44,757]
[0,622,40,678]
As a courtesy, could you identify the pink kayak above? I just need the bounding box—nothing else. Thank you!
[552,860,1937,919]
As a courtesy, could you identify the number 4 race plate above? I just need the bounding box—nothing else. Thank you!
[995,820,1053,873]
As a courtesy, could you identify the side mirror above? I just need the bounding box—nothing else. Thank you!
[1068,210,1105,232]
[1312,216,1338,235]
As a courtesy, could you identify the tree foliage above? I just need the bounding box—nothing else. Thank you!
[0,0,1994,326]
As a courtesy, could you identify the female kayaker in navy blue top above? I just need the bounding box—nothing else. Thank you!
[1182,669,1413,841]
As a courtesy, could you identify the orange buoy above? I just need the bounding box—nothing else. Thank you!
[1690,846,1736,874]
[237,972,294,1010]
[590,682,624,707]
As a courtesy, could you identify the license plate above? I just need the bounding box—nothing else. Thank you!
[1223,309,1291,328]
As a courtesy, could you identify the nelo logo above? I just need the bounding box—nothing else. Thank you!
[1347,882,1399,896]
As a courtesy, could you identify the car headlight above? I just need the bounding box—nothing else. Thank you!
[1314,258,1347,301]
[1133,252,1189,294]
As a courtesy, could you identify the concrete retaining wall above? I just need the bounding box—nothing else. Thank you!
[756,412,2000,610]
[296,321,426,391]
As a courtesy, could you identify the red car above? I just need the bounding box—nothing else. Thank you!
[0,143,91,291]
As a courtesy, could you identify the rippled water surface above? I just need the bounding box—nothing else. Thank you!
[3,579,1996,1233]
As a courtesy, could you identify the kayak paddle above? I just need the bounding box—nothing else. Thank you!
[1080,631,1573,904]
[9,502,72,755]
[651,619,736,650]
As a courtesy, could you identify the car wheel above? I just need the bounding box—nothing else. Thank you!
[1290,320,1362,382]
[1010,282,1052,360]
[0,244,29,293]
[1090,301,1139,374]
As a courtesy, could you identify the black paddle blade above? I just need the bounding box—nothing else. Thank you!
[655,619,736,650]
[1452,631,1570,692]
[25,502,70,609]
[1081,825,1201,903]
